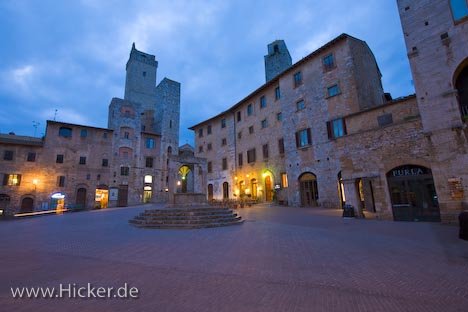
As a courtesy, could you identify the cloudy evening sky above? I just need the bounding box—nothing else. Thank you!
[0,0,414,145]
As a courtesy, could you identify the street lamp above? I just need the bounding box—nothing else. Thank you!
[32,179,38,191]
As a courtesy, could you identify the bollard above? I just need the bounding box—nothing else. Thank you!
[459,211,468,241]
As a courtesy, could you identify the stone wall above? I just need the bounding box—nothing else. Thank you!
[397,0,468,222]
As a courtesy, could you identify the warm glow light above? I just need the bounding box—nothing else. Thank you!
[177,181,181,186]
[246,174,250,178]
[262,172,268,178]
[15,209,67,217]
[51,192,65,199]
[32,179,38,185]
[182,176,185,180]
[164,188,169,192]
[144,175,153,183]
[234,176,238,180]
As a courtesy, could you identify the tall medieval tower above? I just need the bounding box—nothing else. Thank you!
[107,43,180,205]
[124,43,158,110]
[264,40,292,82]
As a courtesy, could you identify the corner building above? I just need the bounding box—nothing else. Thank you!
[191,34,385,209]
[191,20,468,222]
[0,44,181,216]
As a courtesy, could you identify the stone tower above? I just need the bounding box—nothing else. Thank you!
[264,40,292,82]
[155,78,181,190]
[107,43,181,205]
[124,43,158,109]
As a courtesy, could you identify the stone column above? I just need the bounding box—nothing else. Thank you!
[342,179,363,218]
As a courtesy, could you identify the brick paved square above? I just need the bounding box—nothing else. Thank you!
[0,204,467,311]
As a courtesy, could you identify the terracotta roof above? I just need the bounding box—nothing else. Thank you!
[0,134,44,146]
[46,120,113,132]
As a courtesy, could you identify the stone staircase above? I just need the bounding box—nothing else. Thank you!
[129,206,244,229]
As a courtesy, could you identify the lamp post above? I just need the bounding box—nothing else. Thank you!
[32,179,38,191]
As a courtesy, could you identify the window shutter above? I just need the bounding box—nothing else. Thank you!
[3,174,8,185]
[17,174,22,186]
[307,128,312,145]
[342,118,347,135]
[295,132,300,147]
[326,121,332,139]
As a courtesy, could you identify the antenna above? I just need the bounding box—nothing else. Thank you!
[32,121,40,137]
[53,109,58,121]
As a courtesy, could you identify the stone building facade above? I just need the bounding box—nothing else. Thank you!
[394,0,468,221]
[0,122,113,216]
[190,34,386,208]
[190,15,468,223]
[0,44,181,216]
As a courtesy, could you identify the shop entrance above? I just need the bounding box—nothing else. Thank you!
[264,176,273,202]
[143,186,152,203]
[117,185,128,207]
[387,165,440,222]
[299,172,319,207]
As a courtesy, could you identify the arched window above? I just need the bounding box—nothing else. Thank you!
[455,64,468,121]
[167,146,172,155]
[450,0,468,21]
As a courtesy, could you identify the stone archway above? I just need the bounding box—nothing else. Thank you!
[207,184,214,201]
[454,59,468,121]
[20,197,34,213]
[76,188,87,208]
[299,172,319,207]
[386,165,440,222]
[178,165,194,193]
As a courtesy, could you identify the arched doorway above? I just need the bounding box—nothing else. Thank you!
[0,194,11,216]
[207,184,214,201]
[178,165,192,193]
[299,172,319,207]
[76,188,87,209]
[387,165,440,222]
[143,186,152,203]
[20,197,34,213]
[239,181,245,198]
[250,179,258,199]
[222,182,229,199]
[455,61,468,120]
[96,185,109,208]
[264,176,273,201]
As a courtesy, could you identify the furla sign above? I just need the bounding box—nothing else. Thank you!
[390,165,429,177]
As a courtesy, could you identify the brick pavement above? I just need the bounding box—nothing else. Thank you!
[0,204,467,311]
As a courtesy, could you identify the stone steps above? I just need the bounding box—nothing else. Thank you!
[139,210,234,217]
[133,214,241,221]
[129,207,244,229]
